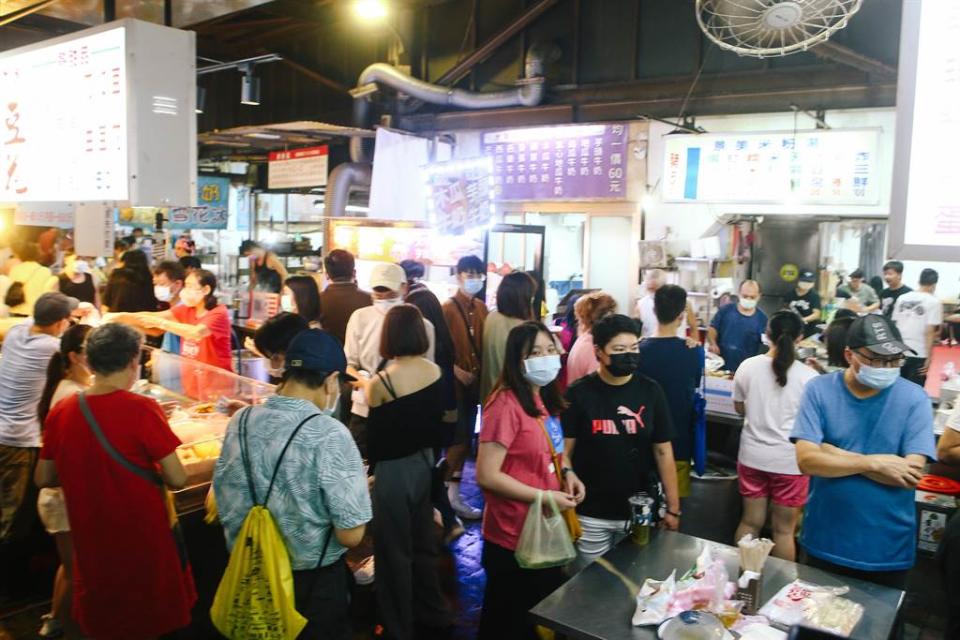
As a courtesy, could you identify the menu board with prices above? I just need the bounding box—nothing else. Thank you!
[663,129,881,205]
[424,159,494,236]
[483,124,629,201]
[1,28,128,202]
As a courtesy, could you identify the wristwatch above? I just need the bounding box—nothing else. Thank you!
[666,509,682,518]
[560,467,574,477]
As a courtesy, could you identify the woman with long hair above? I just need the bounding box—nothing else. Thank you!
[476,322,584,639]
[479,272,537,403]
[732,310,819,561]
[363,305,451,638]
[406,288,464,541]
[282,275,322,328]
[36,324,93,639]
[101,249,157,313]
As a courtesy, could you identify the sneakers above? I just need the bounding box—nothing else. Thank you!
[443,517,466,545]
[38,614,64,639]
[353,556,375,586]
[450,495,482,521]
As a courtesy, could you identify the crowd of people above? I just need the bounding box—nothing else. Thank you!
[0,234,958,640]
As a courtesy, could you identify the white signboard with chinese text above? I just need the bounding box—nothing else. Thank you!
[662,129,881,206]
[0,20,196,206]
[13,203,75,228]
[889,0,960,261]
[268,146,329,189]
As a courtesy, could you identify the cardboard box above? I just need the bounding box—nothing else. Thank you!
[916,490,958,556]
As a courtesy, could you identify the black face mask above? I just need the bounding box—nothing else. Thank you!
[606,352,640,377]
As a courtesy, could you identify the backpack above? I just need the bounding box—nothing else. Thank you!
[210,408,325,640]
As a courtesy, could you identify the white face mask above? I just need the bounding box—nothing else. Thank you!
[73,260,90,275]
[373,296,402,314]
[463,278,484,296]
[267,365,285,378]
[154,285,172,302]
[523,354,561,387]
[281,294,296,313]
[797,282,814,293]
[740,298,758,311]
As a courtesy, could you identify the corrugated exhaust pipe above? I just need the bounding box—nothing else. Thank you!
[330,44,555,216]
[324,162,372,219]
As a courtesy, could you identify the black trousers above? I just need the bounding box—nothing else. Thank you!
[901,356,927,388]
[293,557,351,640]
[938,512,960,640]
[478,540,565,640]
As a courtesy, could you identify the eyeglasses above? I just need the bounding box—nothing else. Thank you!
[852,351,905,368]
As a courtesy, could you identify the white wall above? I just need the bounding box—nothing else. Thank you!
[644,107,959,303]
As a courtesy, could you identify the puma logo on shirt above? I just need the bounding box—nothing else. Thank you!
[591,405,647,435]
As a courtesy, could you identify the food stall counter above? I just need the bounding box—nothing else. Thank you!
[139,348,276,514]
[530,530,903,640]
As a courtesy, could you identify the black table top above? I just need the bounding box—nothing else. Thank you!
[529,530,904,640]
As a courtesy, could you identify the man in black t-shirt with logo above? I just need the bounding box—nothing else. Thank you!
[880,260,913,319]
[561,314,681,569]
[784,270,822,337]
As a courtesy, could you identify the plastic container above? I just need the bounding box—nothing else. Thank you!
[657,611,727,640]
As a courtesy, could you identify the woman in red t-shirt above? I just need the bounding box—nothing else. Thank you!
[475,321,586,639]
[35,323,196,640]
[119,269,234,398]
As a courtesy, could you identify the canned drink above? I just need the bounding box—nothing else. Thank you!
[628,493,655,545]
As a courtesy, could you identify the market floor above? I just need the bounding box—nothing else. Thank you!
[0,462,487,640]
[0,463,949,640]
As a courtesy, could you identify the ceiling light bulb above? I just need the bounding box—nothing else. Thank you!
[353,0,388,22]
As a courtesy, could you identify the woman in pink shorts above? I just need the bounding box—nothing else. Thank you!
[732,311,818,561]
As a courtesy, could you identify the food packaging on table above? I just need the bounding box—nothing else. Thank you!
[759,580,864,637]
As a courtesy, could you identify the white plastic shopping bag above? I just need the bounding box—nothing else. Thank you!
[514,490,577,569]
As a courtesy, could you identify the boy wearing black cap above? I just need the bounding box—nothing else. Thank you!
[214,330,372,638]
[792,315,936,590]
[784,270,822,337]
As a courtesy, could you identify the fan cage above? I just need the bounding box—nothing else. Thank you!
[696,0,864,58]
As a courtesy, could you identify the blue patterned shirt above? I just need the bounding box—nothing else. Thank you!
[213,396,372,570]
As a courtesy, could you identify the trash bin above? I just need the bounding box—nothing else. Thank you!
[680,453,741,545]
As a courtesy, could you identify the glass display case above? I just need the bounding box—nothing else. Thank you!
[135,349,276,512]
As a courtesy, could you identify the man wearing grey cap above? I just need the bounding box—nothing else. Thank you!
[0,292,77,598]
[792,314,936,591]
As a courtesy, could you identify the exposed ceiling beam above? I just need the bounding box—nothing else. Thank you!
[434,0,561,86]
[811,41,897,79]
[275,52,350,96]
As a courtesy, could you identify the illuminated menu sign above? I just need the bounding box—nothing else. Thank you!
[663,129,880,205]
[483,124,629,201]
[889,0,960,260]
[1,28,128,202]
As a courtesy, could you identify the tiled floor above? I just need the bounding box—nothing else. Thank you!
[0,462,950,639]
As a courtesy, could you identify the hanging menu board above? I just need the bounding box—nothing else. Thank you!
[483,124,629,201]
[889,0,960,261]
[424,159,494,236]
[1,28,127,201]
[662,129,881,206]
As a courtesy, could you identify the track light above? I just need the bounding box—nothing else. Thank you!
[240,64,260,106]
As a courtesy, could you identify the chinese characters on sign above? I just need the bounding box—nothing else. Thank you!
[13,203,75,228]
[267,146,329,189]
[662,130,881,206]
[0,28,128,201]
[483,124,629,201]
[425,160,494,236]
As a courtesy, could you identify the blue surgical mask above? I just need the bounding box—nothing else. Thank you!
[320,393,340,417]
[463,278,484,296]
[740,299,758,310]
[855,363,900,390]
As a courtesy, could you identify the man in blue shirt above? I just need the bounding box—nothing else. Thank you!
[792,314,935,590]
[708,280,767,373]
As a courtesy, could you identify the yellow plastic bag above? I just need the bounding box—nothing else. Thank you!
[210,505,307,640]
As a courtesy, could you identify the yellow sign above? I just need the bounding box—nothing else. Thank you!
[780,263,799,282]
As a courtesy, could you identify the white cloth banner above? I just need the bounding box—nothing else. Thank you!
[368,129,451,221]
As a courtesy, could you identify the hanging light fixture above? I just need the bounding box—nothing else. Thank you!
[196,86,206,114]
[353,0,388,22]
[240,64,260,106]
